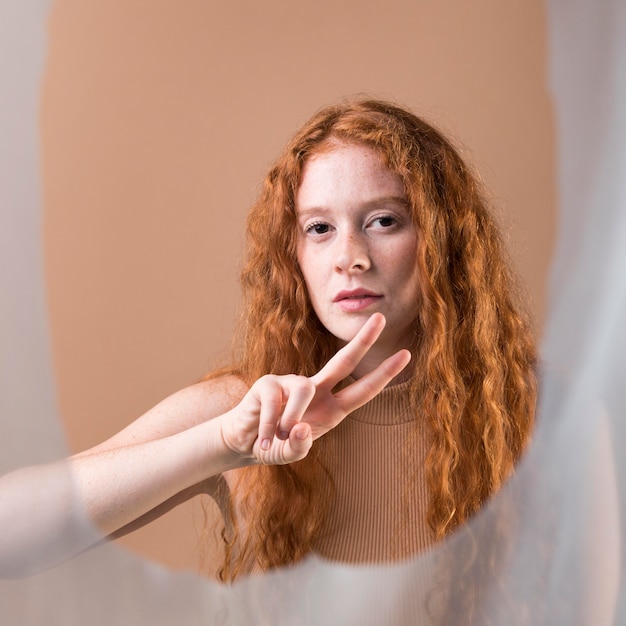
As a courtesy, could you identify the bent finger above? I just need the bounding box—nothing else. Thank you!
[283,422,313,462]
[275,378,316,440]
[255,422,313,465]
[255,378,285,450]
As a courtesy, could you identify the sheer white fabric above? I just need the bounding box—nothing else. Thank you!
[1,0,624,623]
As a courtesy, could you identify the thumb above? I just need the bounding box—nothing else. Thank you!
[257,422,313,465]
[287,422,313,460]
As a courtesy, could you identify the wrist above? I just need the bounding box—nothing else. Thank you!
[211,413,257,472]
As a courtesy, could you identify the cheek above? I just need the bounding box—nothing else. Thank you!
[297,248,322,299]
[296,244,309,280]
[381,237,418,274]
[392,241,421,297]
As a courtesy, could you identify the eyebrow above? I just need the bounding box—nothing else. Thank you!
[296,195,410,218]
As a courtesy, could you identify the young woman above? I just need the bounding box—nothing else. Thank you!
[204,99,537,579]
[0,99,536,585]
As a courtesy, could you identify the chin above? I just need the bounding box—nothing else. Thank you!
[326,321,366,346]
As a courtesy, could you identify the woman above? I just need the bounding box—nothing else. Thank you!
[0,99,536,584]
[207,99,537,579]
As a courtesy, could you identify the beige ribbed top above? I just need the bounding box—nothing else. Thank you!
[201,379,434,576]
[312,378,434,564]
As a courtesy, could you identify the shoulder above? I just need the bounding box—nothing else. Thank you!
[82,374,250,455]
[192,374,249,417]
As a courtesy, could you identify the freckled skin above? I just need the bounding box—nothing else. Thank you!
[296,143,421,379]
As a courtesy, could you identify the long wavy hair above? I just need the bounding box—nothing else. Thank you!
[213,99,537,581]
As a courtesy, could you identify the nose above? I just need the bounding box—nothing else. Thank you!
[334,231,371,273]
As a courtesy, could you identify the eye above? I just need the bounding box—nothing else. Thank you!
[370,215,399,229]
[305,221,331,235]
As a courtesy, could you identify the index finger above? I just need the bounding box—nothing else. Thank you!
[309,313,387,388]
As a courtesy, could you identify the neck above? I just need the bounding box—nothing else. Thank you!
[348,345,415,384]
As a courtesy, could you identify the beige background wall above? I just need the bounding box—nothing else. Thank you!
[41,0,555,571]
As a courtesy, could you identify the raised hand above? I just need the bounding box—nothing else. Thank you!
[219,313,411,466]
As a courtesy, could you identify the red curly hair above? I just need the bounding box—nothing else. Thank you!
[212,99,537,581]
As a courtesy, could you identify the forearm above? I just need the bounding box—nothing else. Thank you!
[0,415,237,577]
[0,461,100,577]
[72,415,237,535]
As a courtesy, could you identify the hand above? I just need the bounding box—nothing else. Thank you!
[219,313,411,466]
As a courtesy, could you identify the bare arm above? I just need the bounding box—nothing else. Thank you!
[0,313,410,577]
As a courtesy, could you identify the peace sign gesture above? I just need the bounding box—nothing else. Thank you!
[219,313,411,466]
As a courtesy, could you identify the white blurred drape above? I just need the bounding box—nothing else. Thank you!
[1,0,624,623]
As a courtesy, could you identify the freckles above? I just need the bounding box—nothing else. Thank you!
[300,251,318,277]
[298,251,325,301]
[379,236,417,266]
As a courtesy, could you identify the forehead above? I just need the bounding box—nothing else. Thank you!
[296,142,406,210]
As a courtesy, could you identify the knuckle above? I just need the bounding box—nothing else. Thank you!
[291,374,309,392]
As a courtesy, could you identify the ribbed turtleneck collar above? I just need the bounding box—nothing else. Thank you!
[345,377,415,425]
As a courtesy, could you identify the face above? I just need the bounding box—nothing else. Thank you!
[296,142,421,364]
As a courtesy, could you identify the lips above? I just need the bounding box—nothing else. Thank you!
[333,289,383,312]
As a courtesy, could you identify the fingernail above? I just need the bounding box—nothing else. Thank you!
[261,438,270,450]
[295,429,308,440]
[278,431,289,440]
